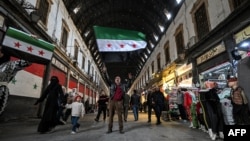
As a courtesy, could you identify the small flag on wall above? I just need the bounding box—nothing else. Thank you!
[93,26,147,52]
[2,27,55,61]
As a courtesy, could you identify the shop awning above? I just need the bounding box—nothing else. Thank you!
[2,27,55,64]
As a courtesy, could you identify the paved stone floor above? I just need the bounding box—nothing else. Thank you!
[0,111,217,141]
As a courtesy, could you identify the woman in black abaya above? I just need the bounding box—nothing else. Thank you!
[34,76,64,133]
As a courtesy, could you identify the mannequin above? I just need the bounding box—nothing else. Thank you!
[200,82,224,140]
[228,78,250,125]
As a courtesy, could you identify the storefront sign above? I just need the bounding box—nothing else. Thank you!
[235,25,250,44]
[176,64,192,76]
[164,73,175,82]
[196,44,226,65]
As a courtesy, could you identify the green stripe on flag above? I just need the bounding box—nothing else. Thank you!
[93,26,146,41]
[6,27,55,52]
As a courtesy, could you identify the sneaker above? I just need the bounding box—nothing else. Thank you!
[94,118,99,122]
[119,130,124,134]
[71,131,76,134]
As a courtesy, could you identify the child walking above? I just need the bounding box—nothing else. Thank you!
[66,95,85,134]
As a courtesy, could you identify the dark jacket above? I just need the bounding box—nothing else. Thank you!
[147,91,154,106]
[152,90,165,106]
[104,73,131,100]
[130,93,140,106]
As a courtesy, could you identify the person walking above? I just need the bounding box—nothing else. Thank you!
[146,88,155,123]
[34,76,64,134]
[105,74,131,134]
[95,90,109,122]
[66,95,85,134]
[123,93,130,122]
[130,89,141,121]
[152,86,165,125]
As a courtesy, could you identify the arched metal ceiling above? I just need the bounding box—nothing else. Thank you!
[63,0,183,82]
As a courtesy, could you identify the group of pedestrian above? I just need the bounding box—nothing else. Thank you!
[34,76,85,134]
[34,73,166,135]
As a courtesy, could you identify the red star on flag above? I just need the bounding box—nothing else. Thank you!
[38,50,45,56]
[132,44,137,48]
[107,43,112,48]
[14,42,21,48]
[120,44,124,48]
[27,46,34,52]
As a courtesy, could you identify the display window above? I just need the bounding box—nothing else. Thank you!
[199,62,232,89]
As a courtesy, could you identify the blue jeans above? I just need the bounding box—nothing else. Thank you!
[71,116,80,132]
[132,105,139,120]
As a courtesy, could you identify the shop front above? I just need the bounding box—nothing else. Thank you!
[162,63,176,93]
[195,43,230,89]
[176,63,193,88]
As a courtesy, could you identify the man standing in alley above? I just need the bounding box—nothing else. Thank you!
[104,73,131,134]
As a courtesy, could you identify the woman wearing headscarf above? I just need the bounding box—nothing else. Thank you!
[34,76,64,133]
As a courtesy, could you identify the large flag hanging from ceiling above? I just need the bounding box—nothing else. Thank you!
[93,26,147,52]
[2,27,55,64]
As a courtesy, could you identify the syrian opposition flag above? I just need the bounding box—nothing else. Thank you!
[2,27,55,61]
[93,26,147,52]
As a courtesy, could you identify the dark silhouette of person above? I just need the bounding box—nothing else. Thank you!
[130,89,141,121]
[95,89,109,122]
[123,93,130,122]
[34,76,64,133]
[152,86,165,125]
[147,88,155,123]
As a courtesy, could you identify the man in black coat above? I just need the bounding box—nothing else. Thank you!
[152,86,165,125]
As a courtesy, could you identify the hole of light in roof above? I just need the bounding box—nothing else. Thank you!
[158,24,165,32]
[84,30,90,37]
[153,34,159,41]
[146,48,150,54]
[149,41,154,48]
[141,56,145,62]
[73,7,81,14]
[164,9,172,20]
[167,13,172,20]
[176,0,182,4]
